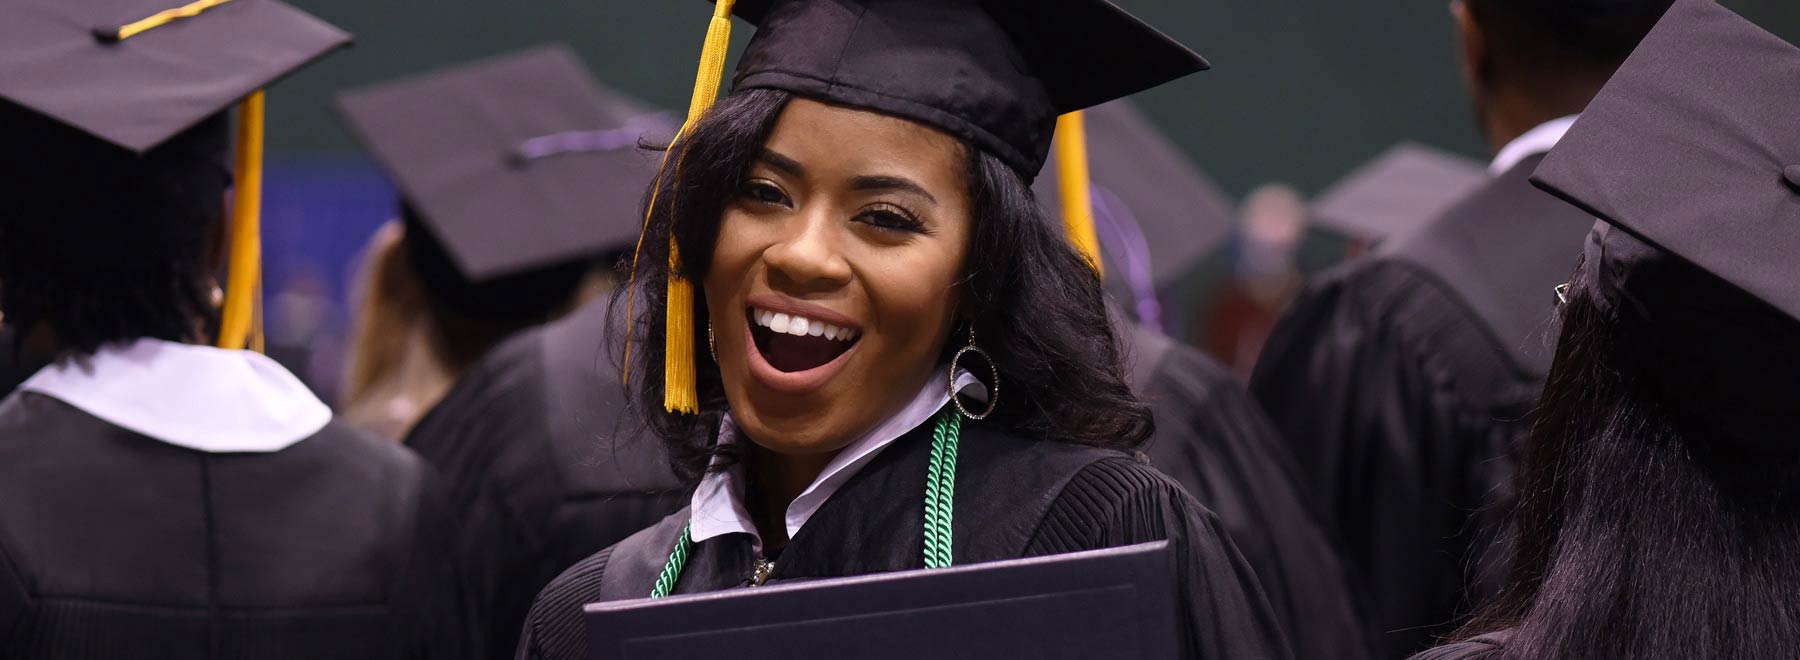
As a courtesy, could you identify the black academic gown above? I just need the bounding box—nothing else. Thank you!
[516,412,1294,660]
[0,392,466,660]
[1126,324,1369,660]
[404,297,688,660]
[1249,154,1589,657]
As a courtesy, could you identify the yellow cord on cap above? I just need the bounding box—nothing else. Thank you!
[1054,111,1104,275]
[622,0,737,414]
[216,90,264,352]
[100,0,242,42]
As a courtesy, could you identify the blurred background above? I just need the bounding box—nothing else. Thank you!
[258,0,1800,401]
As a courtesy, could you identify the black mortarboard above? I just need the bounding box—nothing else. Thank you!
[1532,0,1800,452]
[1533,0,1800,324]
[1033,100,1234,330]
[585,542,1177,659]
[1310,143,1489,242]
[0,0,349,158]
[723,0,1209,179]
[336,45,674,284]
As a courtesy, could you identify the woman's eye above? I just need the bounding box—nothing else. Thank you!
[739,180,789,206]
[856,206,925,233]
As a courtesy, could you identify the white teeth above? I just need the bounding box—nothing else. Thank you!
[751,307,858,342]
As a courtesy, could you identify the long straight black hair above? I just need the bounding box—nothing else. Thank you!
[1460,257,1800,659]
[612,89,1154,482]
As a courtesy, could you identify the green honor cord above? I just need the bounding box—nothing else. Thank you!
[649,409,964,598]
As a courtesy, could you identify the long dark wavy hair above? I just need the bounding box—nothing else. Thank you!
[612,89,1154,483]
[1459,256,1800,659]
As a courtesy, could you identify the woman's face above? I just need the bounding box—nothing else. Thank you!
[704,97,973,458]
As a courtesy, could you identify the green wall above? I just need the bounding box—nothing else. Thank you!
[274,0,1800,197]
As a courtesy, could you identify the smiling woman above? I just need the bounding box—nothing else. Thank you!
[514,2,1293,659]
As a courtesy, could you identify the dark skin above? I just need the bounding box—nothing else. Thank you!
[702,99,974,549]
[1452,0,1614,153]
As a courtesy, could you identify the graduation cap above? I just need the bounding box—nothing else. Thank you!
[1531,0,1800,452]
[1310,143,1489,242]
[0,0,352,351]
[1034,100,1234,333]
[647,0,1211,413]
[335,44,673,286]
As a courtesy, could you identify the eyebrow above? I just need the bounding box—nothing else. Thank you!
[756,148,940,205]
[850,175,937,205]
[756,149,805,177]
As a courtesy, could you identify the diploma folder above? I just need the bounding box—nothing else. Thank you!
[583,541,1177,660]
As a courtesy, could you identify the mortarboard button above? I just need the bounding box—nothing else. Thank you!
[1783,164,1800,193]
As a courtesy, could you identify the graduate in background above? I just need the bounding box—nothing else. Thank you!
[1248,0,1673,654]
[1203,184,1306,378]
[1039,103,1367,660]
[0,1,465,657]
[518,1,1289,658]
[338,45,690,660]
[1416,3,1800,657]
[334,45,656,441]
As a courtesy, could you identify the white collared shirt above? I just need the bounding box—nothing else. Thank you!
[689,369,982,550]
[18,338,331,453]
[1489,115,1579,176]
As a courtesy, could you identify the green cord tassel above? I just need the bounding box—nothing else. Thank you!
[650,525,693,598]
[923,411,961,568]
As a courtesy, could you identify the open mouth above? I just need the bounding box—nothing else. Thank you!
[748,306,860,373]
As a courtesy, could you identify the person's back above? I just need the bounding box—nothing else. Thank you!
[1412,5,1800,657]
[1125,324,1368,660]
[0,383,462,659]
[406,296,687,659]
[1248,0,1674,653]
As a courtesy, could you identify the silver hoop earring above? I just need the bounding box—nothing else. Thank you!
[948,325,999,420]
[708,322,718,363]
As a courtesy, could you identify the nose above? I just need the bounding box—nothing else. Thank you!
[762,208,853,291]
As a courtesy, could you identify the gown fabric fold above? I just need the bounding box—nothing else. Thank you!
[1126,324,1369,660]
[516,412,1295,660]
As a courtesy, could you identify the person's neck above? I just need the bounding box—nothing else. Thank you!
[742,441,838,550]
[1476,82,1592,155]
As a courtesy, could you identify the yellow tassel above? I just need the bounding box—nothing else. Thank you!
[217,90,265,352]
[1054,111,1104,275]
[658,0,737,413]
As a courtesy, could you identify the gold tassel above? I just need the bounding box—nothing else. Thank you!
[661,0,738,413]
[1054,111,1104,275]
[217,90,265,352]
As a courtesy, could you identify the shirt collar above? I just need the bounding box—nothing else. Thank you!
[689,369,982,550]
[1489,114,1580,175]
[19,338,331,453]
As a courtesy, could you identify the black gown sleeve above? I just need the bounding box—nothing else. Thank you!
[514,548,614,660]
[1248,261,1508,657]
[1026,457,1295,660]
